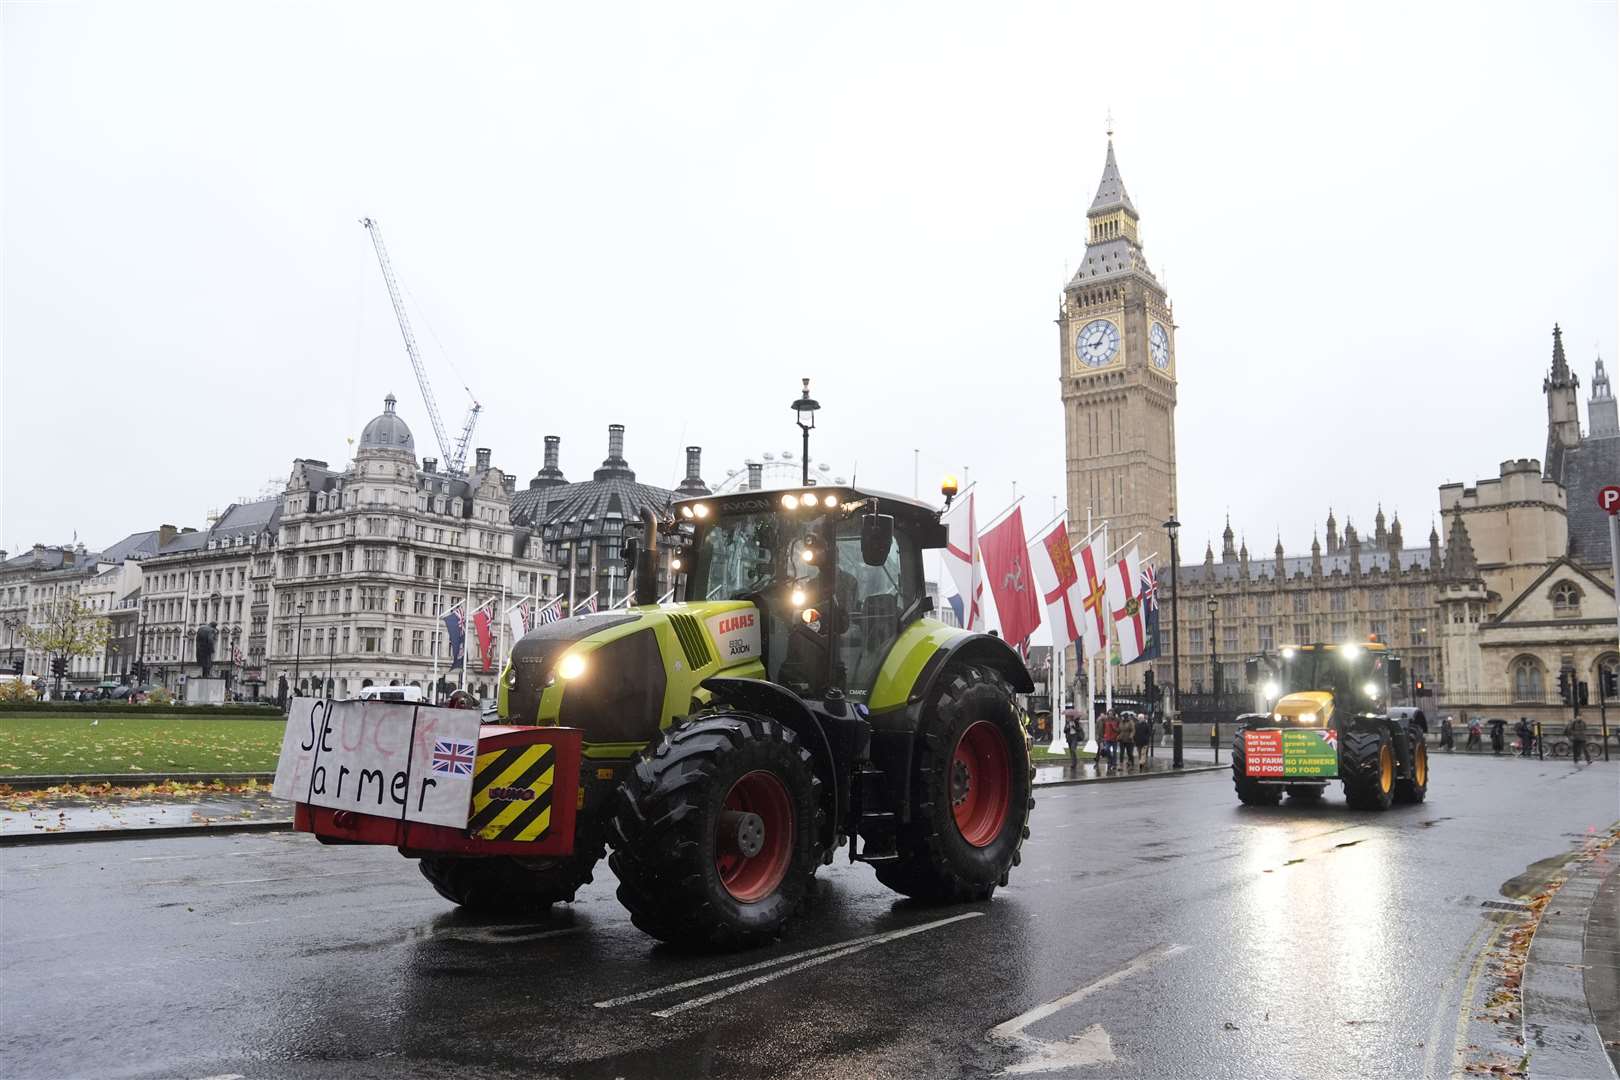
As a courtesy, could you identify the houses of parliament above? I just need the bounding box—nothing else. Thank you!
[1061,134,1616,723]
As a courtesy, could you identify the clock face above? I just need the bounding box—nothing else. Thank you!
[1075,319,1120,368]
[1150,322,1171,369]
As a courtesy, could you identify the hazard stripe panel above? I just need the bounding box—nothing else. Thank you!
[469,744,556,841]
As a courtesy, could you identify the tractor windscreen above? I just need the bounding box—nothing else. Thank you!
[1278,647,1390,708]
[690,512,822,603]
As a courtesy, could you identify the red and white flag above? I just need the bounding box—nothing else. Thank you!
[1107,545,1147,664]
[980,506,1041,649]
[1074,536,1111,658]
[1028,515,1086,649]
[941,491,984,631]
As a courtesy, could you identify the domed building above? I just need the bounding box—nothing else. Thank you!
[268,394,561,702]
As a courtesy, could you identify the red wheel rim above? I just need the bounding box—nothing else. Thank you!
[951,720,1011,847]
[715,770,794,903]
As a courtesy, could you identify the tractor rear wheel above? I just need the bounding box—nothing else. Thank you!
[1230,734,1283,806]
[874,663,1033,903]
[1394,738,1428,804]
[418,840,603,913]
[609,712,822,950]
[1342,728,1396,810]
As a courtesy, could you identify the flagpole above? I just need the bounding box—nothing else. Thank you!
[497,581,507,675]
[432,576,441,704]
[569,545,577,615]
[1104,523,1114,714]
[1085,506,1097,751]
[978,495,1026,535]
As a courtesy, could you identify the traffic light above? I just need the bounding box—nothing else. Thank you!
[1414,679,1425,693]
[1144,668,1157,701]
[1578,681,1589,707]
[50,656,67,678]
[1559,667,1573,704]
[1604,670,1619,699]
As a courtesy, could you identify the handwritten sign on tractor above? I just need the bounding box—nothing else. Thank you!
[1598,484,1620,514]
[271,699,481,829]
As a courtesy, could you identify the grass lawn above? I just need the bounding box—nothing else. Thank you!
[0,713,286,776]
[1030,744,1095,763]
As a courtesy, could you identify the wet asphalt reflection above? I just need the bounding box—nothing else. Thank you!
[1,754,1615,1079]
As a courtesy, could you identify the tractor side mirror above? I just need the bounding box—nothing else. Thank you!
[621,536,639,572]
[861,513,895,567]
[1244,658,1260,687]
[1387,657,1404,689]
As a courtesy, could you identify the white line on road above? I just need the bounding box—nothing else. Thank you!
[989,942,1187,1075]
[594,933,886,1008]
[647,913,984,1019]
[130,850,259,863]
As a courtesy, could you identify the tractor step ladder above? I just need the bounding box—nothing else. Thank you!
[850,766,900,864]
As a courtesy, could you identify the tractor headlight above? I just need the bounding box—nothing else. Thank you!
[822,494,838,508]
[1282,647,1297,660]
[556,653,587,680]
[1363,681,1380,699]
[1262,681,1280,700]
[504,666,518,689]
[791,588,807,607]
[680,505,694,520]
[693,503,710,519]
[781,493,800,509]
[1341,643,1361,661]
[1299,711,1318,725]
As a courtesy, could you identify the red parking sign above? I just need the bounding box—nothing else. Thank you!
[1600,485,1620,514]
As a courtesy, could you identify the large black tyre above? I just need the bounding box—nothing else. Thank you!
[1230,733,1283,806]
[609,712,823,950]
[1342,728,1396,810]
[418,839,603,913]
[1393,736,1429,804]
[874,663,1033,903]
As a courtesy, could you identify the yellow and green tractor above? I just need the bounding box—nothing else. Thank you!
[404,481,1034,949]
[1231,642,1428,810]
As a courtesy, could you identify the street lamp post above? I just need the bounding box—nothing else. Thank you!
[1164,518,1183,769]
[292,602,306,702]
[326,626,335,701]
[1208,596,1220,764]
[791,378,820,486]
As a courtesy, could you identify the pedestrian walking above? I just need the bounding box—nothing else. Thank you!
[1064,713,1083,770]
[1439,715,1454,752]
[1102,711,1119,770]
[1135,713,1152,763]
[1567,715,1589,765]
[1118,712,1136,768]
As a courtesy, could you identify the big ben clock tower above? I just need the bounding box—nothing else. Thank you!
[1059,129,1178,567]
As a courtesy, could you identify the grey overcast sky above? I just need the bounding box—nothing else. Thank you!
[3,1,1616,563]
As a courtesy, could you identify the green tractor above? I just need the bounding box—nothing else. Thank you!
[417,478,1034,949]
[1230,642,1428,810]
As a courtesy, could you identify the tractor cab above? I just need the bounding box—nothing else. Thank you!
[1254,642,1403,728]
[674,486,946,703]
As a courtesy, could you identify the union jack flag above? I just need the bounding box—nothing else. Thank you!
[1140,564,1159,611]
[430,739,476,776]
[574,592,598,616]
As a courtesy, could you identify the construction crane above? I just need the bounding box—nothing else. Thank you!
[359,217,481,475]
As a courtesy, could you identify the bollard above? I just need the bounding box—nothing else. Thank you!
[1535,721,1544,761]
[1172,720,1184,769]
[1210,724,1219,764]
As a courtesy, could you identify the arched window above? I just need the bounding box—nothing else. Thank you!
[1510,656,1545,702]
[1550,581,1581,616]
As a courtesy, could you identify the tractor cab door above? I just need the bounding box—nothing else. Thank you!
[833,516,923,700]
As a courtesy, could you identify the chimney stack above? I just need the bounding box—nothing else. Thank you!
[746,462,764,490]
[475,447,492,471]
[676,446,711,497]
[593,424,635,481]
[532,436,567,489]
[423,457,438,474]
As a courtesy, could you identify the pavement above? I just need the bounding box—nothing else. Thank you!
[2,753,1615,1079]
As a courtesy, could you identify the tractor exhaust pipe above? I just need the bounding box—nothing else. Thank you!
[635,508,660,605]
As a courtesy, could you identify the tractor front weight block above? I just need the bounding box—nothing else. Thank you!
[295,725,583,858]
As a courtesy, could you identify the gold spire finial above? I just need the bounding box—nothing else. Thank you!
[1105,107,1115,138]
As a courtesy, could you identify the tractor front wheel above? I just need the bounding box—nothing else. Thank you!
[609,712,822,950]
[875,663,1033,903]
[1342,728,1396,810]
[418,842,603,913]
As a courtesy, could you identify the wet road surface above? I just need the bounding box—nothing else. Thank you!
[2,754,1615,1079]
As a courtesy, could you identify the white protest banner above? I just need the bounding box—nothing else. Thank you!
[271,699,481,829]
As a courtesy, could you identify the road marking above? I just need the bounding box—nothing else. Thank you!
[131,850,259,863]
[594,932,893,1009]
[609,912,983,1019]
[1448,918,1508,1080]
[1417,915,1495,1080]
[989,942,1187,1075]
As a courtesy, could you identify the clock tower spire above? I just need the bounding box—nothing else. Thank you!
[1058,127,1178,570]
